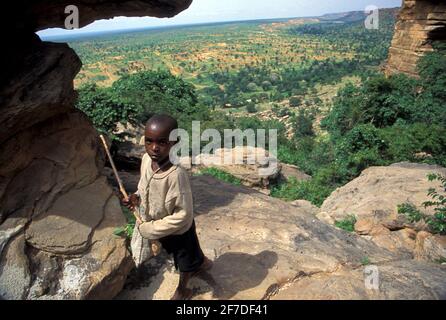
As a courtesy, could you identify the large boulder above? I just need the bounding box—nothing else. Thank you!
[3,1,192,34]
[0,39,80,144]
[0,36,134,300]
[321,162,446,224]
[280,163,311,182]
[1,0,193,300]
[114,122,145,145]
[0,111,133,300]
[0,30,135,299]
[117,175,446,300]
[182,146,282,190]
[111,122,146,170]
[320,162,446,259]
[112,144,307,191]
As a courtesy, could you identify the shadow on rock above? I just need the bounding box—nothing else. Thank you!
[191,175,259,216]
[191,250,278,299]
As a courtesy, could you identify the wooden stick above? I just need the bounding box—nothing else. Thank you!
[99,134,142,224]
[99,134,161,256]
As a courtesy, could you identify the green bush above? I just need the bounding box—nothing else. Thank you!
[417,42,446,106]
[361,256,371,266]
[397,203,424,223]
[334,124,387,178]
[270,176,335,207]
[322,44,446,138]
[322,74,420,134]
[76,70,210,136]
[76,83,140,135]
[398,173,446,235]
[289,96,302,108]
[334,215,357,233]
[271,104,291,117]
[426,212,446,235]
[195,167,242,186]
[291,109,315,138]
[424,173,446,235]
[246,102,257,113]
[246,82,258,92]
[379,123,446,166]
[114,206,136,240]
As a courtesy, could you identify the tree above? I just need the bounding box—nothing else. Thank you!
[261,80,273,91]
[246,102,257,113]
[76,70,210,135]
[246,82,258,92]
[289,96,302,108]
[292,109,315,138]
[76,83,140,134]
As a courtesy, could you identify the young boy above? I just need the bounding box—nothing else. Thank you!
[123,114,212,300]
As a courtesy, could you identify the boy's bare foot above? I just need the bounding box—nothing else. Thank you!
[171,287,193,300]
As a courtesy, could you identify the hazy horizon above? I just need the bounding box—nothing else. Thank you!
[38,0,401,39]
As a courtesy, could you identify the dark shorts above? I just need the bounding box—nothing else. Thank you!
[159,220,204,273]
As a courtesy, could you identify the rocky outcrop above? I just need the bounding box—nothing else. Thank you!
[271,259,446,300]
[117,175,446,300]
[189,146,282,189]
[34,0,192,31]
[321,162,446,222]
[385,0,446,76]
[320,162,446,260]
[0,38,80,144]
[0,111,134,300]
[280,163,311,182]
[415,232,446,262]
[1,0,192,300]
[3,0,192,33]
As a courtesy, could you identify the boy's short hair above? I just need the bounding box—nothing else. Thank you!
[146,114,178,133]
[146,114,179,143]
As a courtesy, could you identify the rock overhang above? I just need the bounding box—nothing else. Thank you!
[2,0,193,32]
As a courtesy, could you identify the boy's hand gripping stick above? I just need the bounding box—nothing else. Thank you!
[99,135,161,256]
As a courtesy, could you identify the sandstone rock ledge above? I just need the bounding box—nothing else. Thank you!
[385,0,446,77]
[1,0,193,300]
[320,162,446,261]
[0,112,133,300]
[116,175,446,300]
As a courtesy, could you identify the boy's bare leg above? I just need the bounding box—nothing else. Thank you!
[192,256,213,278]
[171,256,213,300]
[171,272,193,300]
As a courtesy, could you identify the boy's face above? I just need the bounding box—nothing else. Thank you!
[144,123,175,163]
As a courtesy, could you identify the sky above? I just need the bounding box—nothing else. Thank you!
[38,0,402,38]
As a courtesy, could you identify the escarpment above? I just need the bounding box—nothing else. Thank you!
[385,0,446,76]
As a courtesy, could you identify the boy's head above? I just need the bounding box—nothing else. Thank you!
[144,114,178,163]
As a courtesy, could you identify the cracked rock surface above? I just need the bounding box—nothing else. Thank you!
[0,40,133,299]
[117,175,446,300]
[1,0,192,300]
[0,111,133,299]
